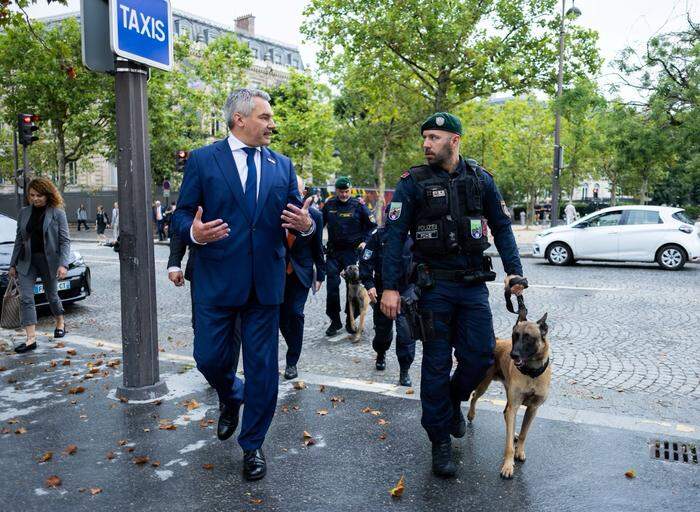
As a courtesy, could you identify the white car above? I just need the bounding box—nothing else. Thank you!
[532,206,700,270]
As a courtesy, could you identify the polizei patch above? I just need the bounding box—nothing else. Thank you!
[416,223,439,240]
[388,202,402,221]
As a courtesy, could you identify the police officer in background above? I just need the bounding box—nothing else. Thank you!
[380,112,525,478]
[323,177,377,336]
[359,220,415,386]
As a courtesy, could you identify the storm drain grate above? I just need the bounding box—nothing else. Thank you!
[649,439,698,465]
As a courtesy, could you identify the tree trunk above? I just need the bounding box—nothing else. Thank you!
[639,175,649,204]
[609,175,617,206]
[374,133,389,226]
[433,69,450,111]
[527,192,536,225]
[54,122,67,193]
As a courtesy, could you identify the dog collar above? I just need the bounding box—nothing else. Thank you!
[516,358,549,379]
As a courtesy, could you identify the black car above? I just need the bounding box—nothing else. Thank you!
[0,213,91,306]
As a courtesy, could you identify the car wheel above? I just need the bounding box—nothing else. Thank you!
[546,242,573,266]
[656,244,686,270]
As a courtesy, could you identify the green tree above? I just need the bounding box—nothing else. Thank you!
[269,70,339,184]
[0,1,66,29]
[0,18,113,191]
[303,0,601,111]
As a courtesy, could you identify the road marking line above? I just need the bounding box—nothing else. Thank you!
[51,332,699,440]
[486,282,620,292]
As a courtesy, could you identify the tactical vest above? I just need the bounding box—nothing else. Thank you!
[409,162,489,259]
[326,198,363,249]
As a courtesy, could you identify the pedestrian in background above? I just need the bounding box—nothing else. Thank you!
[8,178,71,353]
[111,202,120,242]
[95,205,110,245]
[153,200,166,241]
[564,202,578,225]
[76,204,89,231]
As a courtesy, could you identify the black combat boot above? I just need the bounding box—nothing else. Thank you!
[399,368,412,387]
[375,352,386,371]
[325,320,342,336]
[431,439,457,478]
[450,400,467,438]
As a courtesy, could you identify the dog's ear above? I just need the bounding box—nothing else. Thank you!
[340,269,346,279]
[537,313,548,338]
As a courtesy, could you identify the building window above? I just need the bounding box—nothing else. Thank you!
[174,20,180,35]
[274,53,282,64]
[287,53,292,65]
[252,47,259,59]
[581,184,588,200]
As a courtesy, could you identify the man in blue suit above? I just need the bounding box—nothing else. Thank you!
[172,88,314,481]
[280,177,326,380]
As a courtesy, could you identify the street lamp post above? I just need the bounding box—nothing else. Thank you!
[550,0,581,227]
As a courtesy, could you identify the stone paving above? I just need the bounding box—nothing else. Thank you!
[9,240,699,426]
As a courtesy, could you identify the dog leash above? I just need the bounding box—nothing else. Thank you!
[504,276,529,318]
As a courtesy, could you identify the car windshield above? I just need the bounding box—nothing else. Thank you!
[0,215,16,243]
[672,211,695,225]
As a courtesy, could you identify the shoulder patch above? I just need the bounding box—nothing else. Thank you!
[388,202,402,221]
[480,167,494,177]
[401,171,410,179]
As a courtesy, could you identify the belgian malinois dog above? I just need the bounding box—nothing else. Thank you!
[467,310,551,479]
[341,264,370,343]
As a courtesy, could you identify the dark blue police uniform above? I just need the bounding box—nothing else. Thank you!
[382,157,522,443]
[359,227,415,382]
[322,196,376,332]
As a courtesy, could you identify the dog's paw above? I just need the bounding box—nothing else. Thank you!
[351,335,361,344]
[500,460,515,479]
[514,448,526,462]
[467,409,476,423]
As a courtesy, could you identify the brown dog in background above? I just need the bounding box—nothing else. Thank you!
[467,312,551,479]
[341,265,370,343]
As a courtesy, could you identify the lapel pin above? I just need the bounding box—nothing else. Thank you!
[267,157,276,164]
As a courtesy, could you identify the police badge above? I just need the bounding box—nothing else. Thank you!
[388,202,402,221]
[470,219,482,239]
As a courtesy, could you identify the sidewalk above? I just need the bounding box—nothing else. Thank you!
[0,333,696,512]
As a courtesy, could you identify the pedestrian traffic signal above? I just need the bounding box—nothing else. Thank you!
[18,113,40,146]
[175,150,189,172]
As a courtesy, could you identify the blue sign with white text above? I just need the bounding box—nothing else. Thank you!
[110,0,173,71]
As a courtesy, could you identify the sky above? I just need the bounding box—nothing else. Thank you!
[26,0,700,101]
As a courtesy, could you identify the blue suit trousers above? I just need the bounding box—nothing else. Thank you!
[193,291,279,451]
[418,281,496,443]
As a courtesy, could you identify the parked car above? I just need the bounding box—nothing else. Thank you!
[532,206,700,270]
[0,213,91,305]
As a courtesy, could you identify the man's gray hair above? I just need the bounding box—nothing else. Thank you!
[223,88,271,129]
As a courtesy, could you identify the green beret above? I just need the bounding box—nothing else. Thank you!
[420,112,463,136]
[335,176,351,189]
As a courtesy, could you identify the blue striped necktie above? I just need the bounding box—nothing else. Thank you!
[242,147,257,216]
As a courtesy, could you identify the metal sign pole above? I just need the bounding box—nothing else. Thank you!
[114,56,167,401]
[13,130,21,214]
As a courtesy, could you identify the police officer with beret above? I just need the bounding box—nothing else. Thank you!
[380,112,525,478]
[323,177,377,336]
[359,220,415,386]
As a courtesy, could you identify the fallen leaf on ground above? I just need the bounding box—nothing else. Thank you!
[379,433,387,440]
[361,407,373,413]
[389,475,405,498]
[61,359,70,366]
[405,388,414,395]
[106,359,121,368]
[352,357,360,363]
[370,410,382,416]
[1,428,10,434]
[292,405,300,411]
[126,447,135,453]
[143,428,150,433]
[319,385,326,392]
[45,475,62,488]
[151,461,160,467]
[68,386,85,395]
[64,444,78,455]
[249,498,263,505]
[377,419,389,426]
[0,366,6,371]
[66,349,77,356]
[117,439,127,446]
[316,409,328,416]
[83,374,94,380]
[182,399,200,411]
[158,420,176,431]
[90,487,102,495]
[106,451,115,460]
[280,405,289,413]
[53,342,65,348]
[625,469,636,478]
[202,463,214,470]
[133,456,149,465]
[118,397,128,403]
[15,427,28,434]
[302,431,316,446]
[293,381,306,390]
[38,451,53,463]
[49,360,57,368]
[88,368,100,374]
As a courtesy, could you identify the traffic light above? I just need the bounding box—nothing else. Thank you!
[175,150,189,172]
[18,113,40,146]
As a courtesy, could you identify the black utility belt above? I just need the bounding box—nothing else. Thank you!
[413,258,496,287]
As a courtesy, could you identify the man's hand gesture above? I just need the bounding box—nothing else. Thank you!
[192,207,229,244]
[281,196,314,233]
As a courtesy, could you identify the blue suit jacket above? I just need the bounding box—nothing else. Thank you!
[172,139,306,307]
[288,207,326,289]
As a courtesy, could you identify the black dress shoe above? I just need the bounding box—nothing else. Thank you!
[450,402,467,438]
[284,365,298,380]
[325,321,342,336]
[432,439,456,478]
[14,341,37,354]
[399,369,412,387]
[375,352,386,371]
[217,403,240,441]
[243,448,266,481]
[54,328,66,338]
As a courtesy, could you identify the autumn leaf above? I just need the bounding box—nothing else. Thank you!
[280,405,289,413]
[370,410,382,416]
[61,359,71,366]
[316,409,328,416]
[389,475,405,498]
[0,366,6,371]
[292,405,300,411]
[90,487,102,495]
[68,386,85,395]
[249,498,263,505]
[106,359,121,368]
[293,380,306,390]
[88,368,100,374]
[64,444,78,455]
[625,469,636,478]
[182,399,200,411]
[117,439,127,446]
[53,342,65,348]
[15,427,27,434]
[106,451,115,460]
[133,456,149,465]
[379,433,387,440]
[302,431,316,447]
[49,360,57,368]
[319,385,326,392]
[158,419,176,431]
[405,388,415,395]
[118,397,129,403]
[202,463,214,470]
[66,349,77,356]
[38,451,53,463]
[361,406,373,413]
[151,461,160,467]
[377,419,389,426]
[45,475,62,488]
[8,419,19,424]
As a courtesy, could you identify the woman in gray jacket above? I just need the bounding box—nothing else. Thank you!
[9,178,71,353]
